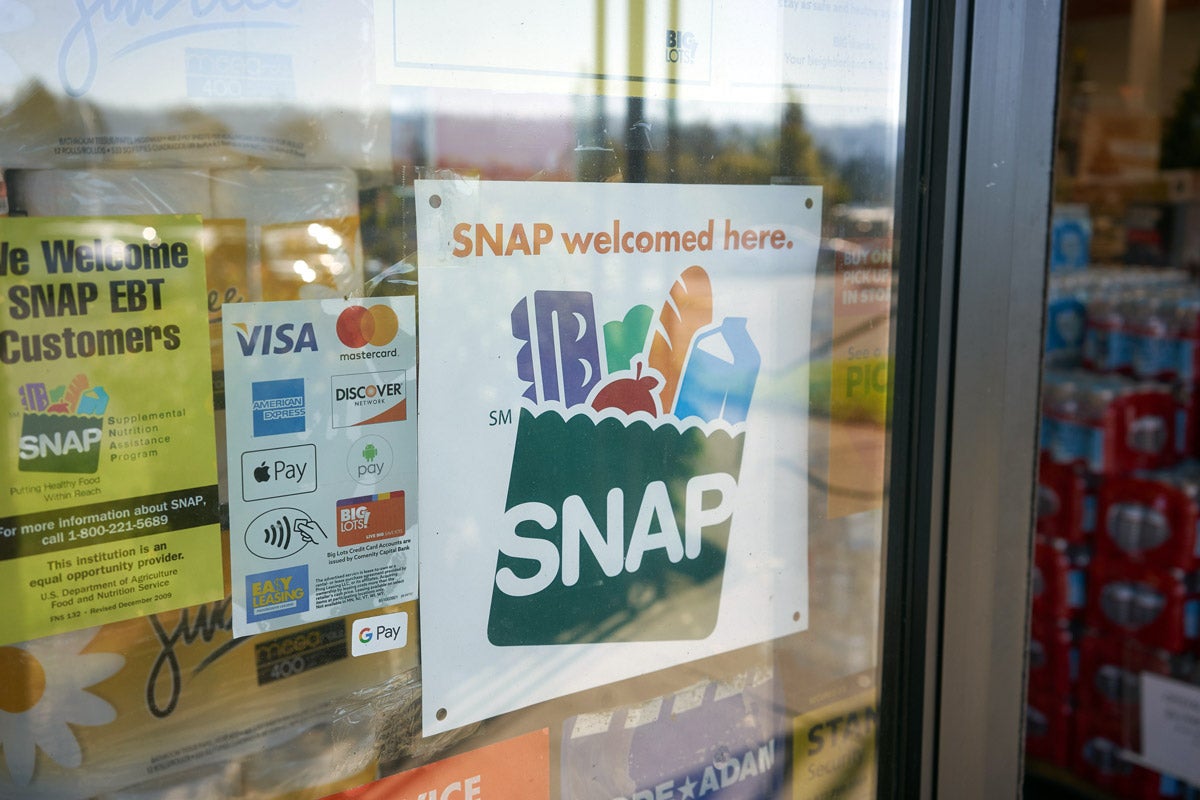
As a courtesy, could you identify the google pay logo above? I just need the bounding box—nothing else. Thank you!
[350,611,408,657]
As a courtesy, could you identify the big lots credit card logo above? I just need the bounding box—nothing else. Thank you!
[336,492,406,547]
[488,266,758,647]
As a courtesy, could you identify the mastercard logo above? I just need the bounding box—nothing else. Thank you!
[336,305,399,348]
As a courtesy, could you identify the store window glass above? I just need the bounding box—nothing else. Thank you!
[0,2,907,798]
[1027,1,1200,796]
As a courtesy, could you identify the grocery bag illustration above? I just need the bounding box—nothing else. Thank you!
[17,375,109,473]
[488,266,759,645]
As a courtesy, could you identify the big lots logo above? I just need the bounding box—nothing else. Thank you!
[336,492,405,547]
[488,266,758,646]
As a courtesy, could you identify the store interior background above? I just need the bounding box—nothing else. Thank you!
[1026,0,1200,798]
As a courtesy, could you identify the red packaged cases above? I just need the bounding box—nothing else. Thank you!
[1032,538,1090,622]
[1072,707,1147,797]
[1176,385,1199,461]
[1087,559,1200,653]
[1028,616,1079,698]
[1037,453,1097,542]
[1026,690,1073,768]
[1076,632,1176,723]
[1098,469,1200,571]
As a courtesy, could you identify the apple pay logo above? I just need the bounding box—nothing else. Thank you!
[351,610,409,657]
[241,444,318,502]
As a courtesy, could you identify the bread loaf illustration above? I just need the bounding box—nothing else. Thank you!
[646,266,713,414]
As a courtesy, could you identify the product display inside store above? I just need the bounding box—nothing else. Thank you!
[1027,1,1200,797]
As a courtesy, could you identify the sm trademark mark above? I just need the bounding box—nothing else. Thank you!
[489,409,513,427]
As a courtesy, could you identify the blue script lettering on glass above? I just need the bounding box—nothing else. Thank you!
[674,317,760,424]
[58,0,300,97]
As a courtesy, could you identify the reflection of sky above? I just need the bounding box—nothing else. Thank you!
[0,0,379,108]
[0,1,904,129]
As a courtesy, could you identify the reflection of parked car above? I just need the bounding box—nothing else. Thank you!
[823,204,894,273]
[828,204,894,241]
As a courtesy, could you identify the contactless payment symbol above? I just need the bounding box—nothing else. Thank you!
[336,305,399,348]
[244,507,328,559]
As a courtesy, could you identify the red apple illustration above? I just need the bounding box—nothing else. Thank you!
[591,362,661,416]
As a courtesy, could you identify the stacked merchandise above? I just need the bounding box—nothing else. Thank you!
[1032,266,1200,797]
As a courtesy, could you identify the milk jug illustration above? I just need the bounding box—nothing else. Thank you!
[673,317,760,424]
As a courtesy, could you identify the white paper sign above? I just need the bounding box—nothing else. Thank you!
[1141,672,1200,785]
[416,180,818,734]
[223,299,418,637]
[376,0,904,116]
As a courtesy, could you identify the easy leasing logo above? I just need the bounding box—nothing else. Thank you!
[488,266,758,646]
[17,374,109,473]
[246,564,310,624]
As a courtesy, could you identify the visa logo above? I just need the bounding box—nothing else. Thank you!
[234,323,318,356]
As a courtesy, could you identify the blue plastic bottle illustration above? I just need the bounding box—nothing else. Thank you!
[673,317,760,423]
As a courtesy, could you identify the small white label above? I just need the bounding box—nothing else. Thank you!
[1140,672,1200,784]
[351,611,408,657]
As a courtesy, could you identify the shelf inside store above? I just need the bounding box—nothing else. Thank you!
[1025,759,1124,800]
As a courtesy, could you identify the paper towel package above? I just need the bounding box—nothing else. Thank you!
[0,600,419,799]
[10,169,214,217]
[0,3,387,172]
[210,167,364,301]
